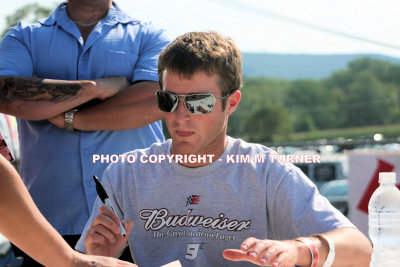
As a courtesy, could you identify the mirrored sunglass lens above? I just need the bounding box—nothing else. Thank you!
[158,92,178,112]
[186,94,215,114]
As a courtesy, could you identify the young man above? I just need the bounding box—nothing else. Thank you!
[76,31,372,266]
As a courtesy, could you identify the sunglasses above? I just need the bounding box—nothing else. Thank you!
[155,90,233,115]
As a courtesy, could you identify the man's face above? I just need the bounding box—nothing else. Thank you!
[162,70,239,159]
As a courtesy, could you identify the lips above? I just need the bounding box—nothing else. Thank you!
[176,130,194,137]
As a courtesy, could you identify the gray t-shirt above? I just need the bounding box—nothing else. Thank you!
[76,136,353,267]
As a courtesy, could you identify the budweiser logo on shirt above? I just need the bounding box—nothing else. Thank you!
[140,208,251,232]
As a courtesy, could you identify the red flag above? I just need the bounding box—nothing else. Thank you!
[357,159,395,214]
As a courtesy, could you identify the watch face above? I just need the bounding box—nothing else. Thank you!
[0,131,14,161]
[64,110,77,131]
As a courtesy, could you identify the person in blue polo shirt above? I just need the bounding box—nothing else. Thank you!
[0,0,169,265]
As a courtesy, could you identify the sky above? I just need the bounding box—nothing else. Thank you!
[1,0,400,58]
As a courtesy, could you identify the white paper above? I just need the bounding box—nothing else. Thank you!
[160,260,182,267]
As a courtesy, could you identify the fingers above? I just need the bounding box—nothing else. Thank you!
[92,223,120,243]
[273,253,288,267]
[96,206,123,235]
[122,219,134,237]
[222,249,248,261]
[242,237,279,263]
[224,237,297,267]
[223,249,267,266]
[260,245,280,266]
[119,76,130,88]
[85,207,133,257]
[93,77,128,100]
[102,207,134,239]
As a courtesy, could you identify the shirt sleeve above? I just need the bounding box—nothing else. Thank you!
[74,198,102,253]
[0,23,34,76]
[266,165,354,240]
[132,23,170,83]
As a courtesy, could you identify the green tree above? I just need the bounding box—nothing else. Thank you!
[326,57,400,127]
[244,105,291,142]
[1,3,53,38]
[347,57,400,86]
[284,80,338,131]
[227,77,290,137]
[341,72,395,127]
[292,115,316,132]
[212,57,400,140]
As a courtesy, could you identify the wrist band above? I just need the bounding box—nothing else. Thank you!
[295,237,319,267]
[317,235,335,267]
[64,109,78,131]
[0,131,14,162]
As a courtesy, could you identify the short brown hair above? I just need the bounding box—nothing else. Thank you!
[158,31,242,97]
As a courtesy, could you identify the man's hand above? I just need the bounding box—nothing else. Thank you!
[71,251,137,267]
[47,76,130,128]
[223,237,302,267]
[92,77,130,100]
[85,206,134,258]
[48,113,64,129]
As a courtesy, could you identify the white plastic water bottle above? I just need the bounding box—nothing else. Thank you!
[368,172,400,266]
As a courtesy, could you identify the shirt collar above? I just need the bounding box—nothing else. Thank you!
[38,1,137,26]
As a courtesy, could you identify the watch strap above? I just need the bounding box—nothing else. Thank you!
[64,109,78,131]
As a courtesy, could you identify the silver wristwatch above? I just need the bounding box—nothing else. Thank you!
[64,109,78,131]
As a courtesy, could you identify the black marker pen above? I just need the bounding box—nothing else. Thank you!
[93,175,126,236]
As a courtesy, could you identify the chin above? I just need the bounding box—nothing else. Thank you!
[172,142,197,155]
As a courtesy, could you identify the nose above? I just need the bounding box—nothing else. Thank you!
[174,97,190,122]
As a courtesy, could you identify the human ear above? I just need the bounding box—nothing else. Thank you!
[226,90,241,116]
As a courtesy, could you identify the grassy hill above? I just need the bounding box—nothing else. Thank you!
[242,53,400,80]
[276,124,400,143]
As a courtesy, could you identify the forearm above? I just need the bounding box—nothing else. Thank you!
[0,156,76,267]
[298,228,372,267]
[0,76,97,120]
[224,227,371,266]
[317,228,371,267]
[73,81,164,131]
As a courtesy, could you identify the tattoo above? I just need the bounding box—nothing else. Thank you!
[0,76,82,104]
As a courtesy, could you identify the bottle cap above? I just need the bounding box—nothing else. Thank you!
[379,172,396,184]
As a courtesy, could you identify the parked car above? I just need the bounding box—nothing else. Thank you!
[294,161,345,189]
[319,179,349,216]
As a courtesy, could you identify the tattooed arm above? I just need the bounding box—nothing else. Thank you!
[47,80,164,131]
[67,81,164,131]
[0,76,128,120]
[0,76,82,104]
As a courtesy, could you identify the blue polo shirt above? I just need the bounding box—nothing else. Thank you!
[0,2,170,235]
